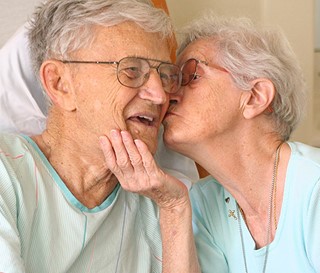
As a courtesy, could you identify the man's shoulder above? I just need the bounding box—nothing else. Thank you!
[0,134,42,186]
[0,133,29,157]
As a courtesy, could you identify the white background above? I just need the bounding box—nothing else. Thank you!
[0,0,43,47]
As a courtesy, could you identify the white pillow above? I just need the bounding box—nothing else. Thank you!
[0,25,47,135]
[0,23,199,186]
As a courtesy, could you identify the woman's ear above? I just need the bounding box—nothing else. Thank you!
[241,78,275,119]
[40,60,76,111]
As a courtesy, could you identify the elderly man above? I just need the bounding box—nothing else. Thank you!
[0,0,199,272]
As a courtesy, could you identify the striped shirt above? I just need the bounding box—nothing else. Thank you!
[0,134,162,273]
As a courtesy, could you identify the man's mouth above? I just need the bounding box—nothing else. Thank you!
[129,114,157,126]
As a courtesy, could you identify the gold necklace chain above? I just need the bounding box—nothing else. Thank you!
[236,142,283,273]
[272,143,282,230]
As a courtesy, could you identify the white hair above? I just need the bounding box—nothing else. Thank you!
[178,15,307,140]
[28,0,174,75]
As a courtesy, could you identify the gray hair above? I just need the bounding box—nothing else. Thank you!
[178,15,307,141]
[28,0,174,76]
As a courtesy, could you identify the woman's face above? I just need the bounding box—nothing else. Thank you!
[163,39,245,157]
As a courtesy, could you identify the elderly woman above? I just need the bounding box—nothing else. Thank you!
[0,0,200,272]
[102,15,320,273]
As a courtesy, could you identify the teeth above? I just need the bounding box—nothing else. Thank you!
[138,116,153,122]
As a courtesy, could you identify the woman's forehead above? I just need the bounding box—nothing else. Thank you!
[177,39,216,64]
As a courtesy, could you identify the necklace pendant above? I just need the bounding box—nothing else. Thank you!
[228,209,238,220]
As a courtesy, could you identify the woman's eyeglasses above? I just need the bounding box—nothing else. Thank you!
[180,58,228,86]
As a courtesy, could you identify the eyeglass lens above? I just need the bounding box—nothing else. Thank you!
[181,58,199,86]
[117,57,181,94]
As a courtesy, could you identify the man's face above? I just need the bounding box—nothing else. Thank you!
[65,22,171,154]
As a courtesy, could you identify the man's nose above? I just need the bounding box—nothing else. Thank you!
[168,84,183,105]
[138,70,168,105]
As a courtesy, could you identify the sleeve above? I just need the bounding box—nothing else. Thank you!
[305,179,320,272]
[190,184,229,273]
[0,158,26,272]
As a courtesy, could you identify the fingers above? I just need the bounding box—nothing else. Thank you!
[109,130,134,174]
[134,139,158,176]
[120,131,146,175]
[99,129,150,191]
[99,130,134,184]
[98,134,119,173]
[99,130,188,209]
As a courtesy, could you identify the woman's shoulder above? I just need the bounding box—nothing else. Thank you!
[191,175,220,188]
[288,141,320,166]
[190,175,226,204]
[287,142,320,188]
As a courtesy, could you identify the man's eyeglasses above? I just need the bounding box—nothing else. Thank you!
[180,58,228,86]
[61,56,182,94]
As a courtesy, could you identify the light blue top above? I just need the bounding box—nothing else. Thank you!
[0,134,163,273]
[190,142,320,273]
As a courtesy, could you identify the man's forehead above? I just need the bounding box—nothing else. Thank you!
[77,22,171,61]
[93,22,162,44]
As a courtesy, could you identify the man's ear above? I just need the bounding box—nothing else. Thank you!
[241,78,275,119]
[40,60,76,111]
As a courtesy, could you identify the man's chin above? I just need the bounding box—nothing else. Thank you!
[127,124,159,154]
[143,139,158,155]
[135,132,158,154]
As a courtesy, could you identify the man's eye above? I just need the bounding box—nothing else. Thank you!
[121,67,142,79]
[159,72,169,80]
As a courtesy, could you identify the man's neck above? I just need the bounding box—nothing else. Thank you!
[31,128,119,209]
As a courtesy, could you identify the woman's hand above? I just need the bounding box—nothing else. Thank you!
[99,129,189,209]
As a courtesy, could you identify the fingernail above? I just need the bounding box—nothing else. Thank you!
[121,130,131,141]
[99,136,106,146]
[110,129,118,138]
[134,139,142,147]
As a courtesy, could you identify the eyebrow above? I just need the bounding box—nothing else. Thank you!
[128,55,172,64]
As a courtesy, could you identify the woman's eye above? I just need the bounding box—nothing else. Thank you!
[188,73,202,84]
[193,73,201,80]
